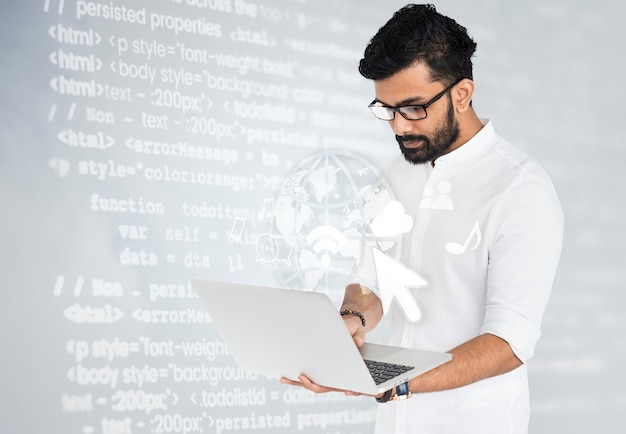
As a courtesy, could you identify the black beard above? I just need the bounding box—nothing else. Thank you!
[396,98,460,165]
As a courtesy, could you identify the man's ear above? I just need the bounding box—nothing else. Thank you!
[454,78,474,112]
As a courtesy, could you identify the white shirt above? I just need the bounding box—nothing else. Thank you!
[362,120,564,434]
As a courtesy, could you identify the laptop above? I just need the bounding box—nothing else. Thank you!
[191,279,452,395]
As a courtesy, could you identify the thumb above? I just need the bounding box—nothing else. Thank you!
[352,327,366,347]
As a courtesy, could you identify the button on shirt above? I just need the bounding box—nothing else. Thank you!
[361,120,564,434]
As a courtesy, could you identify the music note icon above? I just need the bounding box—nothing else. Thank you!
[445,220,481,255]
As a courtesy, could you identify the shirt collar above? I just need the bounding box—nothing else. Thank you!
[433,118,494,167]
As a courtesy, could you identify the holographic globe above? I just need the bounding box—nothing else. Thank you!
[258,150,403,305]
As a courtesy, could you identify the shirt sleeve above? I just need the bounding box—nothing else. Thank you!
[481,172,564,363]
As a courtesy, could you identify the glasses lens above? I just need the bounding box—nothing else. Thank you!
[398,106,426,120]
[368,104,428,121]
[369,105,394,120]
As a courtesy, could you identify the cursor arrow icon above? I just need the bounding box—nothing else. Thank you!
[372,247,428,322]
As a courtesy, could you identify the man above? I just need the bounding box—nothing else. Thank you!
[281,4,563,433]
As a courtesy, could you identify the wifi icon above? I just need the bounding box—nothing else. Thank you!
[306,225,348,267]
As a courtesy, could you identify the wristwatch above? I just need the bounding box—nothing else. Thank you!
[376,382,412,403]
[390,381,412,400]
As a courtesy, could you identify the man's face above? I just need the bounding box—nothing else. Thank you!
[373,63,461,165]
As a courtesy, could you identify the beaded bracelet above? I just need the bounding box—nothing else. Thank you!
[340,309,366,327]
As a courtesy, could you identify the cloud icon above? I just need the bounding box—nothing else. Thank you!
[371,201,413,237]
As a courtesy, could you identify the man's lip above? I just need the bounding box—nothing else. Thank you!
[402,139,424,149]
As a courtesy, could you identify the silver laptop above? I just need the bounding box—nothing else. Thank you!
[191,279,452,395]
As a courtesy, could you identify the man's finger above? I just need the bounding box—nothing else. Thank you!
[280,377,303,387]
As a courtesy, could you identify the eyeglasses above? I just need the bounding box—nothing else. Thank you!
[368,78,465,121]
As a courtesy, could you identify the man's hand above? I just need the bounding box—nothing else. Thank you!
[340,283,383,347]
[343,315,367,347]
[279,374,372,397]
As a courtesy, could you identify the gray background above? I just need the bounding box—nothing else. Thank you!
[1,1,624,433]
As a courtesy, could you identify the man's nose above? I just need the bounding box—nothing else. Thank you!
[390,115,415,136]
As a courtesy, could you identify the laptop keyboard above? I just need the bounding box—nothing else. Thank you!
[364,359,414,385]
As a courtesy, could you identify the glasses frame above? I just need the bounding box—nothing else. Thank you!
[368,77,466,121]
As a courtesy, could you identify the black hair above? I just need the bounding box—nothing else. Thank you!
[358,4,477,84]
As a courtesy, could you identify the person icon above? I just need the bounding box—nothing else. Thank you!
[420,180,454,210]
